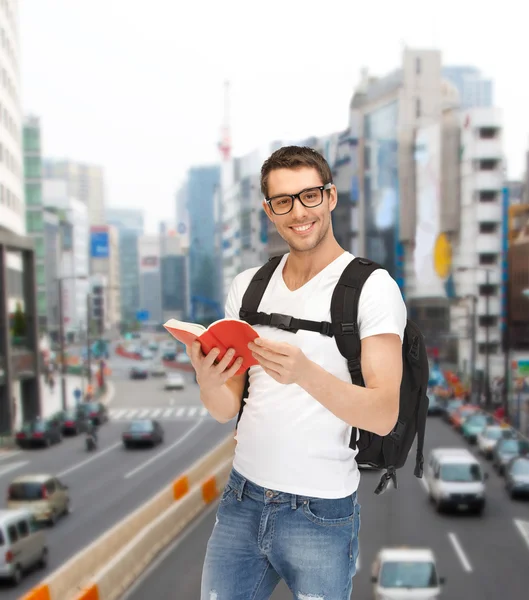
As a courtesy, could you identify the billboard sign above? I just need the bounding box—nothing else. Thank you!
[90,230,109,258]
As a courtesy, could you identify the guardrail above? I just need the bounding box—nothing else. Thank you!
[21,435,236,600]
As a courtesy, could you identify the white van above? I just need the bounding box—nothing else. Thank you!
[371,547,444,599]
[425,448,488,514]
[0,509,47,585]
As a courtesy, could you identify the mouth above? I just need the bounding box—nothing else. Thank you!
[290,222,315,235]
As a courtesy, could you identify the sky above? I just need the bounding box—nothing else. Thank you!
[19,0,529,233]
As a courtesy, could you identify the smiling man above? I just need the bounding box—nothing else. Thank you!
[188,146,406,600]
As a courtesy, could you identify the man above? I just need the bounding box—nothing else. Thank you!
[188,146,406,599]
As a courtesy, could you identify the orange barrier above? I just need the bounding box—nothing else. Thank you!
[21,585,51,600]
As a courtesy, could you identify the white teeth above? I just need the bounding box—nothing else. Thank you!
[292,223,312,232]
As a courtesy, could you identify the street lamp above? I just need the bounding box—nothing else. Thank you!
[57,275,88,411]
[456,266,495,409]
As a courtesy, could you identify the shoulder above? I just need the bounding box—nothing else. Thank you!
[357,268,407,342]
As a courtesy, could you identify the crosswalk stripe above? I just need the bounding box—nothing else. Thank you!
[108,406,212,421]
[176,407,186,417]
[137,409,150,418]
[112,409,127,419]
[188,407,198,417]
[125,409,139,419]
[151,409,162,418]
[162,408,174,418]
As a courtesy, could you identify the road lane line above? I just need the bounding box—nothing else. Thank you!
[0,450,21,462]
[58,442,122,477]
[514,519,529,552]
[0,461,28,478]
[448,532,472,572]
[124,420,204,479]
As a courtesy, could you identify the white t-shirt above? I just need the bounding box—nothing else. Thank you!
[224,251,407,499]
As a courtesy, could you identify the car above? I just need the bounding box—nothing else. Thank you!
[165,372,185,390]
[141,349,154,361]
[450,404,479,431]
[371,547,445,599]
[443,398,463,423]
[492,437,529,475]
[477,425,513,458]
[79,401,109,426]
[0,509,47,585]
[7,474,70,526]
[175,353,191,364]
[122,419,164,448]
[60,408,90,435]
[150,362,166,377]
[427,395,443,416]
[504,456,529,499]
[130,366,148,380]
[425,447,488,514]
[461,412,494,444]
[15,419,62,448]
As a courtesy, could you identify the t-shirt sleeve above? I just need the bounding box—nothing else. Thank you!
[357,270,407,342]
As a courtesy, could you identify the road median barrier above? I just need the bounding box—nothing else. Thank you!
[21,435,236,600]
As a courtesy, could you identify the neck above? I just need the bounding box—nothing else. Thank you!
[285,236,344,283]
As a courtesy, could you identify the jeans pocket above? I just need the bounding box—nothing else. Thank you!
[219,483,236,504]
[302,494,356,527]
[349,502,361,562]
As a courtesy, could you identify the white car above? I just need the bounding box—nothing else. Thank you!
[371,547,445,600]
[141,349,154,361]
[175,353,191,364]
[477,425,509,459]
[165,372,185,390]
[150,362,166,377]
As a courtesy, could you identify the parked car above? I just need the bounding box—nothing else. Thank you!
[477,425,514,458]
[150,362,166,377]
[7,474,70,526]
[15,419,62,449]
[504,456,529,499]
[461,412,494,444]
[442,398,464,423]
[122,419,164,448]
[0,509,47,585]
[450,404,479,431]
[165,372,185,390]
[492,438,529,475]
[57,408,90,436]
[371,547,445,599]
[427,395,443,416]
[130,366,148,380]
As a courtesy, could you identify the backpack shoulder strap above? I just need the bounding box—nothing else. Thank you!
[236,255,283,428]
[239,255,284,318]
[332,257,383,449]
[331,257,384,385]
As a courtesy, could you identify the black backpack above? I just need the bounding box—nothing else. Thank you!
[236,255,430,494]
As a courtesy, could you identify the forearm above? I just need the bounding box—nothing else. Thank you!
[298,362,398,436]
[200,383,241,424]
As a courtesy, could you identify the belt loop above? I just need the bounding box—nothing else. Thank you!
[291,494,297,510]
[236,477,245,502]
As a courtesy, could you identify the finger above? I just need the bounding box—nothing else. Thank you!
[253,353,284,373]
[222,356,244,381]
[215,348,236,373]
[189,341,202,364]
[252,348,283,369]
[202,347,221,369]
[252,338,289,355]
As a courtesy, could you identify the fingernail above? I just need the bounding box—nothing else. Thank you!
[254,338,262,345]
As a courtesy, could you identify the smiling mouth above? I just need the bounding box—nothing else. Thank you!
[290,222,315,233]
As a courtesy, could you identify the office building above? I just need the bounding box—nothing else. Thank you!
[42,159,106,225]
[138,235,163,325]
[0,2,42,431]
[160,231,188,323]
[43,180,89,338]
[443,66,493,109]
[106,208,144,327]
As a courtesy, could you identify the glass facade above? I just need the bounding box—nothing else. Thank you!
[24,156,41,179]
[363,101,404,290]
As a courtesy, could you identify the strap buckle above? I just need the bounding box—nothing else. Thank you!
[319,321,333,337]
[347,358,361,374]
[341,322,358,335]
[270,313,294,331]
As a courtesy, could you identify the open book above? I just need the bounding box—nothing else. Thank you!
[163,318,260,375]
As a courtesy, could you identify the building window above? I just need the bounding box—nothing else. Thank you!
[477,159,498,171]
[26,210,43,233]
[24,156,41,179]
[479,284,498,296]
[479,315,498,327]
[479,253,497,266]
[25,182,41,206]
[36,264,46,286]
[479,222,498,234]
[416,97,421,118]
[479,127,498,139]
[23,126,40,152]
[478,343,499,355]
[478,190,497,202]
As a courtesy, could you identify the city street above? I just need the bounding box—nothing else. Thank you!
[123,415,529,600]
[0,354,233,599]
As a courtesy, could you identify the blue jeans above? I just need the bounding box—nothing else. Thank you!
[201,468,361,600]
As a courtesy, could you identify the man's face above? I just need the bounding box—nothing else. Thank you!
[263,167,337,254]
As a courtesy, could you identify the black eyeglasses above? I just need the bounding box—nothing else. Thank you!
[265,183,333,215]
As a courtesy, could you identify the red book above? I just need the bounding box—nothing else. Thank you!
[163,318,260,375]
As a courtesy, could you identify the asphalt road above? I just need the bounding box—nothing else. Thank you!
[123,414,529,600]
[0,353,233,599]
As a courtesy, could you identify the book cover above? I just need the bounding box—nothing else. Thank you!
[163,318,260,375]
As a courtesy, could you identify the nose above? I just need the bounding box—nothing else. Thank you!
[290,196,309,220]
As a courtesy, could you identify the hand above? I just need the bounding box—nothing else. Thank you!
[186,342,243,391]
[248,338,311,385]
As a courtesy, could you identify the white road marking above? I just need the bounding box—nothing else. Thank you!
[514,519,529,552]
[0,450,21,462]
[137,409,150,418]
[124,409,139,419]
[448,532,472,572]
[124,420,204,479]
[112,409,127,419]
[200,406,208,417]
[176,407,185,417]
[0,461,28,478]
[58,442,122,478]
[151,409,162,418]
[162,408,174,418]
[188,407,198,417]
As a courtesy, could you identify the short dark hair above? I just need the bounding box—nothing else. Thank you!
[260,145,333,197]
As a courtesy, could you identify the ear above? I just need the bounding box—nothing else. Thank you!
[262,200,274,222]
[328,185,338,212]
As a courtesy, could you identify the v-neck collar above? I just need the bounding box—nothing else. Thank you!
[278,251,348,293]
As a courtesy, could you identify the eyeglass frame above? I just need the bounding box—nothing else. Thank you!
[265,182,333,215]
